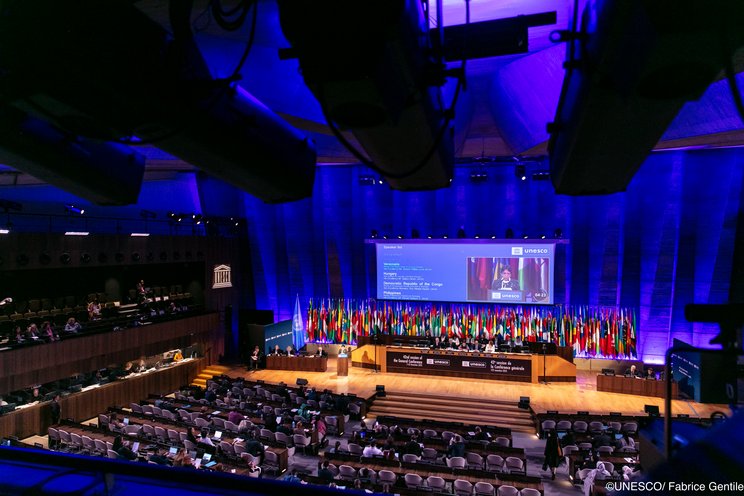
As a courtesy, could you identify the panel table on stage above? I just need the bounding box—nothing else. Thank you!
[596,374,678,399]
[266,355,327,372]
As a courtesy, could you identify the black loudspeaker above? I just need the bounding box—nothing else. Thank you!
[609,412,622,417]
[296,378,308,386]
[602,368,616,376]
[644,404,660,416]
[376,385,386,397]
[577,411,589,416]
[518,396,530,409]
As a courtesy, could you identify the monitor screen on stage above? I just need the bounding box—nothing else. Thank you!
[373,240,555,305]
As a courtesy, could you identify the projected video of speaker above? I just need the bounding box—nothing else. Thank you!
[374,240,555,305]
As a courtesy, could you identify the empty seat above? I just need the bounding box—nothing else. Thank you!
[520,489,541,496]
[447,456,466,469]
[466,452,484,470]
[427,476,446,491]
[293,434,312,455]
[404,473,423,489]
[541,420,556,434]
[377,470,397,485]
[622,422,638,435]
[338,464,357,481]
[402,453,419,463]
[422,447,439,463]
[597,445,614,455]
[454,479,473,496]
[588,421,604,435]
[347,443,363,456]
[486,454,504,472]
[262,450,280,475]
[572,421,588,434]
[496,485,518,496]
[494,436,510,447]
[474,481,495,496]
[556,420,572,431]
[504,456,524,474]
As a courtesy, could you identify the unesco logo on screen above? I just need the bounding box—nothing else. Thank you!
[511,247,523,255]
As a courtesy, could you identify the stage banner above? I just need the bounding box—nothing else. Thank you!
[386,349,532,382]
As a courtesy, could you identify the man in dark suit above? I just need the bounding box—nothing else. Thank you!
[492,266,520,291]
[318,460,334,483]
[50,394,61,425]
[271,345,285,356]
[315,346,328,358]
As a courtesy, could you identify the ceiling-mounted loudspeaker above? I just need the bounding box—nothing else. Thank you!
[131,252,141,262]
[114,252,125,263]
[172,251,181,261]
[39,252,51,265]
[185,251,192,260]
[98,252,108,263]
[80,252,91,264]
[159,251,168,262]
[146,252,154,262]
[59,253,71,265]
[16,254,29,266]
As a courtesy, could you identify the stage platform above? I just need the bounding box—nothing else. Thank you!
[222,358,728,420]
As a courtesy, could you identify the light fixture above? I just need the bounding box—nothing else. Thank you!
[65,231,89,236]
[359,175,376,186]
[540,234,547,239]
[193,214,203,225]
[522,234,529,239]
[397,234,404,239]
[370,230,378,239]
[0,229,8,235]
[532,171,551,181]
[554,228,563,239]
[469,170,488,183]
[515,164,527,181]
[130,233,150,237]
[65,204,85,215]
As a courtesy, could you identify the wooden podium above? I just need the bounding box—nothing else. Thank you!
[337,357,349,377]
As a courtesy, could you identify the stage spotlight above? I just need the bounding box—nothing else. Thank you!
[442,234,448,239]
[474,234,480,239]
[382,235,388,239]
[59,253,71,265]
[426,234,433,239]
[532,171,551,181]
[515,164,526,181]
[370,230,378,239]
[65,204,85,215]
[522,234,529,239]
[540,234,546,239]
[39,252,51,265]
[505,228,514,239]
[554,228,563,239]
[0,228,9,234]
[80,253,91,264]
[396,234,404,239]
[469,171,488,183]
[358,175,377,186]
[490,235,497,239]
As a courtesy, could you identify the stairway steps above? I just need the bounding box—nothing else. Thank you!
[368,407,535,432]
[374,398,522,415]
[383,391,519,408]
[190,365,231,387]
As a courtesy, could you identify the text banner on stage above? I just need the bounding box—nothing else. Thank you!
[385,349,532,381]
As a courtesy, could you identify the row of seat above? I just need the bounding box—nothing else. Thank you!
[540,419,637,435]
[324,463,538,496]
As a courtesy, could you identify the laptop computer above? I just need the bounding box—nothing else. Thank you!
[205,461,218,468]
[557,431,568,440]
[123,418,130,425]
[168,446,178,456]
[615,433,624,440]
[132,442,140,452]
[214,430,223,440]
[203,453,212,462]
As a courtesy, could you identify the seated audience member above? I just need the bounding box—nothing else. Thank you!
[244,432,266,464]
[297,402,312,422]
[327,440,342,454]
[27,323,41,340]
[197,429,215,447]
[271,344,284,356]
[404,435,423,458]
[617,432,636,451]
[204,389,217,403]
[172,449,195,469]
[147,448,170,465]
[41,320,59,342]
[593,430,613,449]
[447,435,466,458]
[583,461,612,496]
[317,460,334,483]
[277,419,293,436]
[64,317,82,333]
[246,459,262,477]
[472,426,490,442]
[167,301,178,314]
[622,465,641,481]
[382,435,396,459]
[645,368,656,380]
[514,335,524,347]
[135,358,147,373]
[358,467,372,483]
[87,298,102,321]
[107,412,126,432]
[0,396,7,407]
[228,409,244,426]
[362,441,383,458]
[113,435,138,460]
[14,326,25,344]
[560,430,576,448]
[173,349,184,361]
[484,340,496,353]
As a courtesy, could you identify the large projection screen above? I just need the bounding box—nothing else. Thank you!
[373,240,555,305]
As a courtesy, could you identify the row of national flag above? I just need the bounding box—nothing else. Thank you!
[304,299,637,359]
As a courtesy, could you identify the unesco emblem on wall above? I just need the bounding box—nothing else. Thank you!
[212,264,233,289]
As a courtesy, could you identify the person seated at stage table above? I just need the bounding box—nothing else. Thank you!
[314,346,328,358]
[458,340,469,351]
[64,317,82,334]
[625,364,642,378]
[285,345,295,356]
[270,344,284,356]
[27,323,41,341]
[451,336,461,349]
[514,335,523,347]
[438,335,450,349]
[432,336,441,349]
[447,435,466,458]
[645,368,656,380]
[14,326,25,344]
[362,441,383,458]
[484,340,496,353]
[424,330,435,347]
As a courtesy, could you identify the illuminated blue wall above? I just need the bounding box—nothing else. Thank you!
[243,149,744,363]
